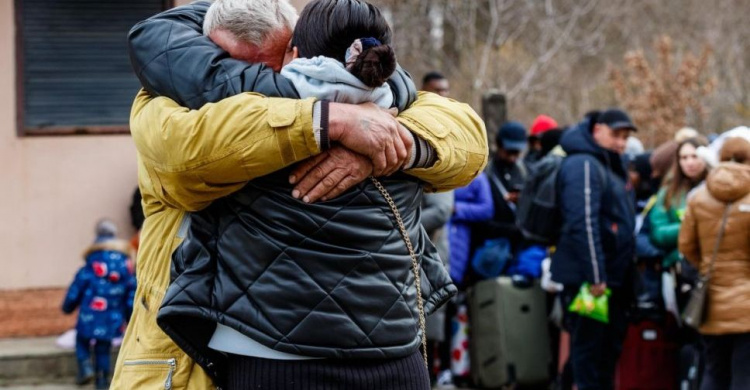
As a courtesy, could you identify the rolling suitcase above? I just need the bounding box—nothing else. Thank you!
[616,318,679,390]
[468,277,551,388]
[451,299,471,379]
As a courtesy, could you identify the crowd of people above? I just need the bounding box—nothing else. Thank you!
[57,0,749,389]
[421,71,750,390]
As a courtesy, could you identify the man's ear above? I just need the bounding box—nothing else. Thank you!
[292,46,299,60]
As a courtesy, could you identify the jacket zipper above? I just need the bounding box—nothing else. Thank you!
[123,358,176,390]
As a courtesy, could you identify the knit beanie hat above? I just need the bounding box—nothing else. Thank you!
[96,219,118,239]
[530,115,559,137]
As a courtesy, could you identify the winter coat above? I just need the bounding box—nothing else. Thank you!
[422,191,454,269]
[679,162,750,335]
[448,173,494,283]
[420,191,453,342]
[112,4,488,389]
[159,62,461,380]
[551,120,636,287]
[63,240,135,341]
[474,159,527,247]
[650,188,689,267]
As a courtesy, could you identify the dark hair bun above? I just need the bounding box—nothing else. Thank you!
[350,45,396,88]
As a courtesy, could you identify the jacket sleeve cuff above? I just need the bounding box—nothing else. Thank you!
[271,98,321,165]
[312,101,331,151]
[403,131,437,169]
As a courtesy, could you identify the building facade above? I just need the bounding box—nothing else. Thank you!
[0,0,309,337]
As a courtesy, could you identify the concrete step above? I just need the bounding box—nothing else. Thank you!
[0,337,117,387]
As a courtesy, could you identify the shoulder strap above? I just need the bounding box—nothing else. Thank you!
[369,177,428,368]
[706,203,732,279]
[488,171,516,213]
[642,195,659,217]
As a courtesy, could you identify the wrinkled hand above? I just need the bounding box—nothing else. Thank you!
[328,102,413,176]
[289,146,373,203]
[589,282,608,298]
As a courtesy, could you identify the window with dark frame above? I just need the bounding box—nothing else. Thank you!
[16,0,171,136]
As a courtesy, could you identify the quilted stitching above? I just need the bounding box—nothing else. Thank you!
[163,174,455,357]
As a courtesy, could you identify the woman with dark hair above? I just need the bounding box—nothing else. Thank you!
[157,1,454,389]
[650,137,710,268]
[278,0,398,108]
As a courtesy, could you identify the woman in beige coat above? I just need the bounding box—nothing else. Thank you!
[679,137,750,390]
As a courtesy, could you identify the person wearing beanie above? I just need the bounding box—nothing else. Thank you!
[473,121,529,274]
[531,114,559,137]
[94,219,118,243]
[63,221,135,389]
[525,114,560,168]
[679,137,750,390]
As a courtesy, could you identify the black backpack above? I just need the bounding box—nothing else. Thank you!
[515,154,564,245]
[516,154,607,245]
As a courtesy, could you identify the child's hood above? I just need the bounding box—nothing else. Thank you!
[280,56,394,108]
[82,238,133,260]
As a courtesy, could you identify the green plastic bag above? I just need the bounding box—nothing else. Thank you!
[568,283,611,323]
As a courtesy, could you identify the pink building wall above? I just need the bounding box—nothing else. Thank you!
[1,0,310,291]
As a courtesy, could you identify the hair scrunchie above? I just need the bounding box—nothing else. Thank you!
[345,37,382,70]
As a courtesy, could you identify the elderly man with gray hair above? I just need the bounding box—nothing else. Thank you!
[113,0,487,389]
[203,0,298,72]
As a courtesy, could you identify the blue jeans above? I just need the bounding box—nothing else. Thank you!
[701,333,750,390]
[75,334,112,372]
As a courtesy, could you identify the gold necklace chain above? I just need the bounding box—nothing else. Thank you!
[369,177,428,368]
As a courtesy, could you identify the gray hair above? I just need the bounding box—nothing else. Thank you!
[204,0,298,46]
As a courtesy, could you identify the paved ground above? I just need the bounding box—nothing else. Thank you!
[0,337,478,389]
[0,337,71,360]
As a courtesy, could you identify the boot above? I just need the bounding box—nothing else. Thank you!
[95,370,110,390]
[75,359,94,385]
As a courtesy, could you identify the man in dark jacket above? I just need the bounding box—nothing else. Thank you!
[475,122,528,255]
[551,109,637,390]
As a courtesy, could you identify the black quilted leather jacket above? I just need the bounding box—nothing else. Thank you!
[127,2,455,382]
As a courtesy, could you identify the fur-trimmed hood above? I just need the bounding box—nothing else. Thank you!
[82,238,133,259]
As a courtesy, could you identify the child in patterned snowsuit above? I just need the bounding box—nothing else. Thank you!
[62,220,136,389]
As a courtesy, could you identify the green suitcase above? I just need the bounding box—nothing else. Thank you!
[468,277,551,388]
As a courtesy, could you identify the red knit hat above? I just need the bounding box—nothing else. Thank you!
[530,115,559,137]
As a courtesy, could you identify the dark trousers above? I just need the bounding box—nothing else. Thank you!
[563,286,628,390]
[75,334,112,372]
[701,333,750,390]
[227,351,430,390]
